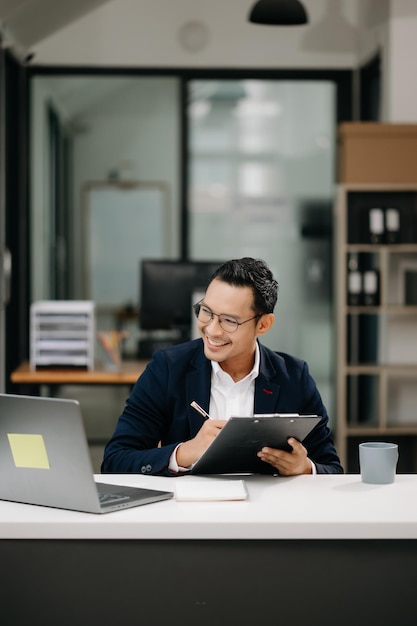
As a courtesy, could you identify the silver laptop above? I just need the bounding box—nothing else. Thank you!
[0,393,173,514]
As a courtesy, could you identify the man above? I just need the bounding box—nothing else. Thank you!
[101,257,343,476]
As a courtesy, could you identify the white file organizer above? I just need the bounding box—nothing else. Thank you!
[30,301,95,370]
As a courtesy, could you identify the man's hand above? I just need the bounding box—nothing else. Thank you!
[176,419,226,468]
[257,437,312,476]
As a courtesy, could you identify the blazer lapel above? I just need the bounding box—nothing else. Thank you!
[254,343,281,414]
[185,347,212,437]
[254,376,281,414]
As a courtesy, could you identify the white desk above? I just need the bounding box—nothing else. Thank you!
[1,474,417,626]
[1,473,417,540]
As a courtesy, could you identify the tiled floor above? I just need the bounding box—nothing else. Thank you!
[55,384,129,473]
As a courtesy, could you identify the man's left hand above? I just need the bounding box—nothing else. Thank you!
[257,438,312,476]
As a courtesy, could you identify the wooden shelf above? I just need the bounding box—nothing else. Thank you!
[335,183,417,471]
[345,364,417,374]
[346,426,417,436]
[345,305,417,314]
[346,244,417,253]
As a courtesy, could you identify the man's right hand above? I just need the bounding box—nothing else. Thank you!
[176,419,226,468]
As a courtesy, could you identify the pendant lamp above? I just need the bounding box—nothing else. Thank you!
[248,0,308,26]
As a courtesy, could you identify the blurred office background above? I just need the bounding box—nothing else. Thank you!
[30,75,336,399]
[2,0,417,470]
[30,75,338,469]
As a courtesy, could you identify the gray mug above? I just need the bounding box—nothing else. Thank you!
[359,442,399,484]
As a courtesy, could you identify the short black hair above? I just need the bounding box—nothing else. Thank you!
[208,257,278,314]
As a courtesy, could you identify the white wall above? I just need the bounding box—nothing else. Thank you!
[355,0,417,122]
[28,0,417,123]
[32,0,362,69]
[384,0,417,121]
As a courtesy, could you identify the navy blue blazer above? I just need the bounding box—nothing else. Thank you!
[101,339,343,476]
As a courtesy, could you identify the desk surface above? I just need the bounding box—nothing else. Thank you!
[10,360,148,385]
[1,473,417,540]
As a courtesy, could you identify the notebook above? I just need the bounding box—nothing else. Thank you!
[190,414,321,475]
[175,478,248,501]
[0,393,174,514]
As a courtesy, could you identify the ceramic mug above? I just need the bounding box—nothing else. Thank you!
[359,441,399,484]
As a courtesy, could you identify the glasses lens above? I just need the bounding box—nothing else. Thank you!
[194,303,240,332]
[195,303,211,322]
[218,315,239,332]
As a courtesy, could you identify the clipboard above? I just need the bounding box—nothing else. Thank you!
[190,414,321,475]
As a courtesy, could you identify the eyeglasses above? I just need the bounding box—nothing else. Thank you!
[193,301,261,333]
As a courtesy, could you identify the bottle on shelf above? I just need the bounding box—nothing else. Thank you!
[385,207,400,244]
[369,207,385,244]
[362,269,380,306]
[347,253,362,306]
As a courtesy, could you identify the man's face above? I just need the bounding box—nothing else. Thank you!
[197,278,262,366]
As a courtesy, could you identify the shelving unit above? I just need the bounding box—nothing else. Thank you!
[334,184,417,472]
[30,301,96,370]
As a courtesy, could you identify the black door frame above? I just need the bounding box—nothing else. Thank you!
[4,50,30,392]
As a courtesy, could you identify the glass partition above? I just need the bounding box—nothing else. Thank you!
[30,75,180,356]
[188,79,336,417]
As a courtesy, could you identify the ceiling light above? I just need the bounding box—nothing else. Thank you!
[248,0,308,26]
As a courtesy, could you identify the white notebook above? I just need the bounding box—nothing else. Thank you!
[175,479,248,502]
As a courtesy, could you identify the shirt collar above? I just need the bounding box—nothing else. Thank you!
[211,341,260,383]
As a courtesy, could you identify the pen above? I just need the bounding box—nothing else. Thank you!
[190,401,212,420]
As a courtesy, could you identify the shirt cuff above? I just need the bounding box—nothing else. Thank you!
[309,459,317,475]
[168,443,192,473]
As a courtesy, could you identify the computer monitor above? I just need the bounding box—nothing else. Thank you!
[139,259,222,341]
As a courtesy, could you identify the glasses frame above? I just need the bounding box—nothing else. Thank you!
[193,300,262,333]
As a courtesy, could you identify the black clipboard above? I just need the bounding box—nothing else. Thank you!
[190,414,321,475]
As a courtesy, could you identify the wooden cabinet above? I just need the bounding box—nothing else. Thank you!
[334,184,417,472]
[337,123,417,184]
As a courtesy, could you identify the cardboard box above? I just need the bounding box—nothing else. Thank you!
[338,123,417,183]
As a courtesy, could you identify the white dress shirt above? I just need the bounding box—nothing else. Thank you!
[208,341,260,421]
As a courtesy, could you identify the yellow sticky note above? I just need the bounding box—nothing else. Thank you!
[7,433,50,469]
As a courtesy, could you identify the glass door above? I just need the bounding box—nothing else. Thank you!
[188,79,336,418]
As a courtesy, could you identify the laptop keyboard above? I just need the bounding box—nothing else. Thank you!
[98,491,130,505]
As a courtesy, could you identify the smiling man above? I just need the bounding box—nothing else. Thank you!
[102,257,343,476]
